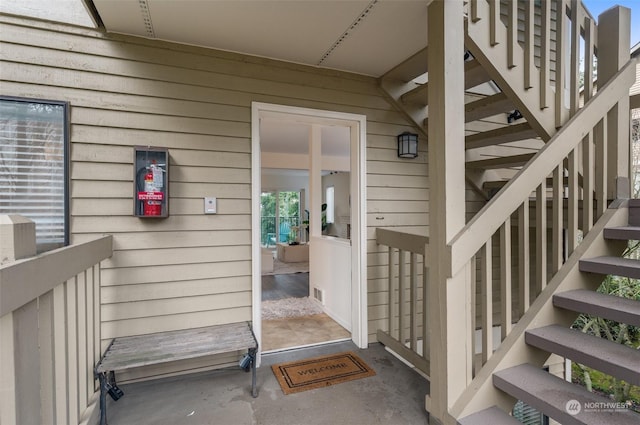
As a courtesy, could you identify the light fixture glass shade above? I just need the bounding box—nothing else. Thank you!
[397,132,418,158]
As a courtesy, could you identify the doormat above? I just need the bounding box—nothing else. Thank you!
[271,351,376,395]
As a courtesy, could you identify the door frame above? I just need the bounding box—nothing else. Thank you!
[251,102,368,358]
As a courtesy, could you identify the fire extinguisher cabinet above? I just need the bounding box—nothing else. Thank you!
[134,146,169,218]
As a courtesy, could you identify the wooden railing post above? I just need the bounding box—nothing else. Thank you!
[426,1,469,423]
[0,215,37,425]
[598,6,632,200]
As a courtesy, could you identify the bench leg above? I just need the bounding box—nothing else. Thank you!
[97,372,108,425]
[250,348,258,398]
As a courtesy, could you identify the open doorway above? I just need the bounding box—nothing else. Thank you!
[259,170,350,352]
[251,103,367,358]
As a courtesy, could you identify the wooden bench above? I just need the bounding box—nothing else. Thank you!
[95,322,258,425]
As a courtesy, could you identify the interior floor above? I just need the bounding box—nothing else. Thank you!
[261,272,309,301]
[262,314,351,352]
[261,272,350,352]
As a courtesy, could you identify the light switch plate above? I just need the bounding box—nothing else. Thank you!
[204,197,217,214]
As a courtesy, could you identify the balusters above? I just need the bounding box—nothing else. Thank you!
[551,165,564,274]
[595,117,608,218]
[385,245,427,358]
[52,284,68,425]
[500,220,512,340]
[555,0,568,127]
[388,246,398,339]
[489,0,499,46]
[518,200,530,316]
[399,249,407,344]
[507,0,517,68]
[569,0,581,116]
[422,266,429,362]
[410,252,419,352]
[583,132,594,233]
[77,271,88,412]
[536,180,547,295]
[65,278,79,425]
[567,149,579,255]
[470,255,478,376]
[469,0,479,23]
[524,0,534,89]
[481,241,492,364]
[584,17,595,103]
[540,0,551,109]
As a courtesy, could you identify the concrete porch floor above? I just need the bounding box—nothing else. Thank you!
[106,341,430,425]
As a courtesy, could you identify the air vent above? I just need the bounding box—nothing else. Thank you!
[314,287,324,304]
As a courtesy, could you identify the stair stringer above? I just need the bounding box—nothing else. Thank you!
[464,2,560,142]
[451,201,629,420]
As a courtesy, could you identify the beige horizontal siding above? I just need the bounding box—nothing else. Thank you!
[0,14,499,379]
[630,62,640,97]
[0,14,426,364]
[102,276,250,303]
[73,230,251,250]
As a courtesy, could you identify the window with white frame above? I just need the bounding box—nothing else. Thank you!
[0,97,69,251]
[326,186,335,224]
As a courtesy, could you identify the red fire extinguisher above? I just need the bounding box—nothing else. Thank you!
[139,164,163,216]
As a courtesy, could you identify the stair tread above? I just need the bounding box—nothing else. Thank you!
[579,256,640,279]
[465,93,514,123]
[458,406,520,425]
[554,289,640,327]
[526,325,640,386]
[466,122,537,150]
[383,47,428,82]
[603,226,640,240]
[466,153,535,170]
[628,200,640,226]
[494,364,640,425]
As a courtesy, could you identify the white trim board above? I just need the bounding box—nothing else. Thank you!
[251,102,368,365]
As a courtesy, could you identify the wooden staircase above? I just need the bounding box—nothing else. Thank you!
[375,1,637,424]
[380,1,610,200]
[459,202,640,424]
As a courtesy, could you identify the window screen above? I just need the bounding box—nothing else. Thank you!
[0,97,68,250]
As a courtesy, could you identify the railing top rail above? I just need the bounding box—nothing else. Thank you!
[448,59,637,276]
[376,228,429,256]
[0,235,113,316]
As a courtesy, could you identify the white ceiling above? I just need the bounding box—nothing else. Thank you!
[90,0,430,78]
[90,0,428,158]
[259,120,351,156]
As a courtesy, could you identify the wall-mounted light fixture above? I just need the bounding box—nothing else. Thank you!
[397,132,418,158]
[507,109,523,123]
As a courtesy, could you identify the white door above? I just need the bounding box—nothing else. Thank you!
[251,103,368,358]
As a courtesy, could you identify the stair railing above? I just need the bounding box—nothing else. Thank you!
[375,228,430,376]
[449,59,634,388]
[466,0,598,140]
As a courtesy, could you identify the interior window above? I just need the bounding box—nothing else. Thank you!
[326,186,335,224]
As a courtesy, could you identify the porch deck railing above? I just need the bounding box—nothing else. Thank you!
[260,215,300,245]
[375,228,430,376]
[0,215,113,425]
